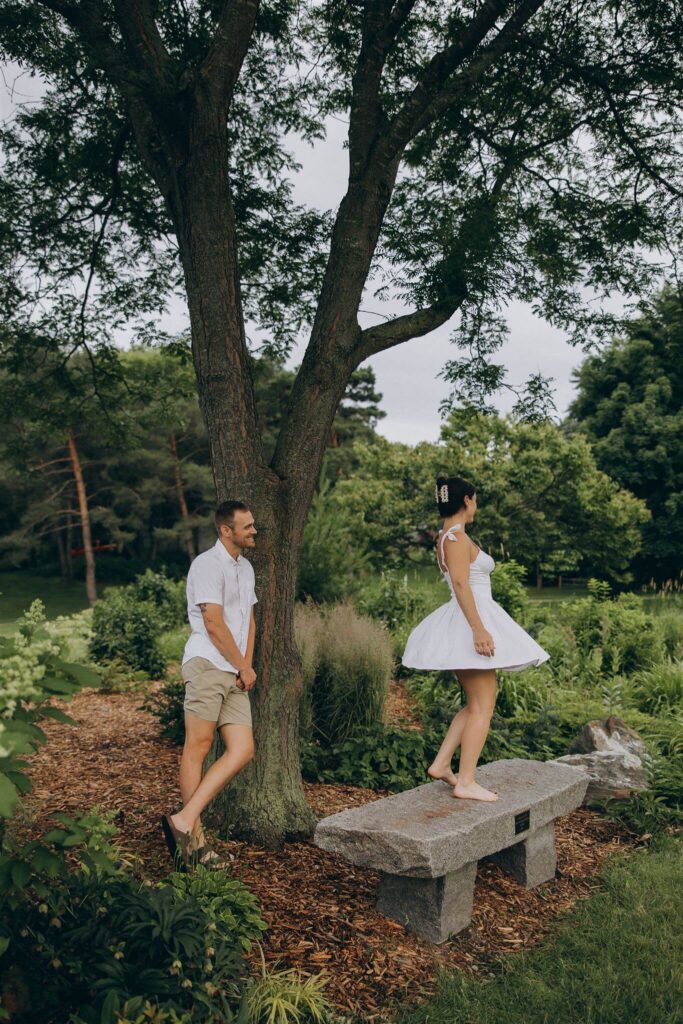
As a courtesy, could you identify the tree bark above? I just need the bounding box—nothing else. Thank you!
[67,431,97,607]
[170,431,196,561]
[166,104,315,845]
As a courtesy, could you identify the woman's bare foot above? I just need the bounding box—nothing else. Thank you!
[452,780,499,802]
[427,763,459,787]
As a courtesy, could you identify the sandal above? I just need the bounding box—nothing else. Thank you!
[160,814,193,871]
[193,845,230,869]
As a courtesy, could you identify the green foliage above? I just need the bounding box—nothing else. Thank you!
[0,600,100,820]
[302,725,428,792]
[0,822,247,1024]
[628,661,683,716]
[165,867,268,954]
[246,953,330,1024]
[90,589,167,678]
[489,559,529,619]
[88,569,185,678]
[142,678,186,746]
[130,570,187,629]
[305,603,393,746]
[568,285,683,585]
[356,570,427,633]
[297,477,370,604]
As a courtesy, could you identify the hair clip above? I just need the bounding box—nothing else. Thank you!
[436,483,449,503]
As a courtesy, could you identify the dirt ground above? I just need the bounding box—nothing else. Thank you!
[14,683,644,1020]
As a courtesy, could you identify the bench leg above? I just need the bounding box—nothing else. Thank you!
[485,821,557,888]
[376,860,478,944]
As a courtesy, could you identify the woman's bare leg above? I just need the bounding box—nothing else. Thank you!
[427,695,469,786]
[452,668,499,802]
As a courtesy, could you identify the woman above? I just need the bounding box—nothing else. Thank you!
[403,475,549,802]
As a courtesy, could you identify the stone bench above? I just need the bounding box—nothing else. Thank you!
[314,758,588,943]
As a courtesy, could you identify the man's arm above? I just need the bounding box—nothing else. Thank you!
[244,607,256,671]
[198,603,257,687]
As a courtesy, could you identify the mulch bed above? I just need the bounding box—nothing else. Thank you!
[12,683,644,1020]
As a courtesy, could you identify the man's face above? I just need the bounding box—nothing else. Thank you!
[222,509,257,550]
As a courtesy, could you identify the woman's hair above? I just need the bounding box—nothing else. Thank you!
[435,475,476,517]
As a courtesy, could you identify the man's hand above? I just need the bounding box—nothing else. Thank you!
[237,665,257,691]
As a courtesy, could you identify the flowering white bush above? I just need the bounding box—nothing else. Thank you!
[0,599,100,818]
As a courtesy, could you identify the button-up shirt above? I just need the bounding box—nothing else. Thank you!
[182,539,258,674]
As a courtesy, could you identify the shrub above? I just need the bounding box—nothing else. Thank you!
[0,601,100,824]
[356,570,427,633]
[490,559,529,620]
[309,603,392,745]
[0,809,255,1024]
[628,661,683,716]
[600,594,666,675]
[294,602,326,741]
[131,569,187,629]
[656,606,683,660]
[142,678,186,745]
[165,866,268,953]
[43,608,94,663]
[90,588,167,678]
[302,724,427,791]
[246,952,330,1024]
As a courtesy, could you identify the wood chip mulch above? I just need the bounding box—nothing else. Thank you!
[11,683,647,1020]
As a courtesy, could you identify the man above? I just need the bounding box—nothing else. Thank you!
[161,500,258,867]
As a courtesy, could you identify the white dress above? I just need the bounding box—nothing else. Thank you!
[402,523,550,672]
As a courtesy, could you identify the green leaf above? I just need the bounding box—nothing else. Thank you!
[38,706,77,725]
[52,658,101,688]
[31,846,64,878]
[10,860,31,889]
[39,676,78,696]
[3,771,32,794]
[0,774,18,818]
[0,937,9,958]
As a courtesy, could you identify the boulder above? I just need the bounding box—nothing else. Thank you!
[567,715,650,760]
[551,716,650,802]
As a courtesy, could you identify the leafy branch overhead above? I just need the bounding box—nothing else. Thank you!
[0,1,681,430]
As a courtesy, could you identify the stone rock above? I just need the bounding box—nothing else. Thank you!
[567,715,650,760]
[550,751,649,802]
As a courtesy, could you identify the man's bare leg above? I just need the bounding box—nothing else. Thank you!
[171,721,255,836]
[177,711,216,850]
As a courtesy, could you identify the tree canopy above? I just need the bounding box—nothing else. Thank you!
[567,285,683,585]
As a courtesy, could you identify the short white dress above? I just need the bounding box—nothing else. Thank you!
[402,523,550,672]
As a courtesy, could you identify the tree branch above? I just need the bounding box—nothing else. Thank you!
[385,0,547,154]
[356,296,465,361]
[199,0,261,109]
[111,0,171,85]
[37,1,148,96]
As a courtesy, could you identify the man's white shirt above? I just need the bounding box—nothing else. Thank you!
[182,539,258,674]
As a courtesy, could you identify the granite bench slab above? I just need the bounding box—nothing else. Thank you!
[314,758,588,943]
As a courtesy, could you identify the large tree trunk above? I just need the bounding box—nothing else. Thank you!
[204,491,314,845]
[169,110,316,846]
[170,431,196,561]
[67,431,97,607]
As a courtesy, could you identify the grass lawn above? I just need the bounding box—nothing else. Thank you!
[399,833,683,1024]
[0,571,90,635]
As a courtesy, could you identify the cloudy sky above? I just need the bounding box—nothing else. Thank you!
[1,62,626,446]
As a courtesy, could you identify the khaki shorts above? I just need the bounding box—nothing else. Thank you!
[182,657,252,729]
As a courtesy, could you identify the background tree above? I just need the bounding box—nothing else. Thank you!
[0,0,681,844]
[566,285,683,585]
[327,409,649,584]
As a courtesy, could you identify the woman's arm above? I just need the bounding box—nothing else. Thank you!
[444,537,495,656]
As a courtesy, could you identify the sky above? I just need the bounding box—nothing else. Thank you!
[1,61,627,446]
